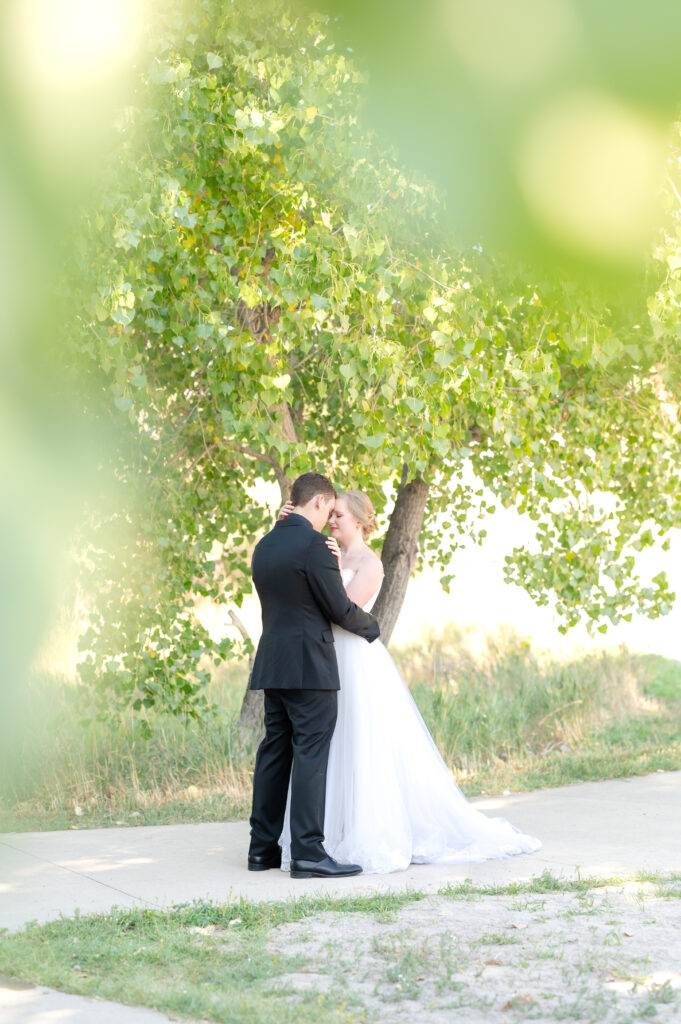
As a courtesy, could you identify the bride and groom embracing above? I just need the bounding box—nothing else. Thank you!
[247,471,541,878]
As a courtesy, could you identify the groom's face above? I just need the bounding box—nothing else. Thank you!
[311,494,335,532]
[325,496,337,529]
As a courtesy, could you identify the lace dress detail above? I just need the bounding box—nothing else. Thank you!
[279,567,541,872]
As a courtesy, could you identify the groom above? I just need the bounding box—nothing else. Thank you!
[247,471,380,878]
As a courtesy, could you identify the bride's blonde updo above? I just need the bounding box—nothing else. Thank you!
[341,490,378,540]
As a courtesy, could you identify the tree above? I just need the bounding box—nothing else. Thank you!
[66,0,681,731]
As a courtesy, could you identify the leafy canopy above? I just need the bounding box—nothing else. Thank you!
[66,0,681,726]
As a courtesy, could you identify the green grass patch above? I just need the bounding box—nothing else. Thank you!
[438,867,681,898]
[0,890,426,1024]
[396,631,681,795]
[2,627,680,832]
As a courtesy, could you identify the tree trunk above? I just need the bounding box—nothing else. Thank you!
[231,608,264,747]
[238,675,264,747]
[372,472,430,646]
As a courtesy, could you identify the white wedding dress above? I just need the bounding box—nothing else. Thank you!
[279,567,542,873]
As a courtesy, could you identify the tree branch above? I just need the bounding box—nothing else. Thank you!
[183,442,220,483]
[228,607,252,645]
[232,444,275,465]
[278,401,299,444]
[231,442,291,500]
[392,255,461,295]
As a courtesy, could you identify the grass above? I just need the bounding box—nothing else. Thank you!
[1,872,680,1023]
[0,657,256,833]
[0,890,427,1024]
[437,868,681,899]
[1,624,680,832]
[371,931,464,1002]
[397,627,681,796]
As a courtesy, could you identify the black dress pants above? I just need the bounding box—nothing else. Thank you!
[249,688,338,862]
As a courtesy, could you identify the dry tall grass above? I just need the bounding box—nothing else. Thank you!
[2,623,678,831]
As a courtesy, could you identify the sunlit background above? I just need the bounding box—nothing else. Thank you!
[192,479,681,666]
[32,473,681,684]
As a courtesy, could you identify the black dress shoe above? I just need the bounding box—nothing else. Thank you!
[248,850,282,871]
[290,855,362,879]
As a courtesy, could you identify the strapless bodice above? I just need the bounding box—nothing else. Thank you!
[342,566,383,612]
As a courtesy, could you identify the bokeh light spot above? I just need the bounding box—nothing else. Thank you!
[3,0,139,93]
[445,0,580,89]
[516,91,667,263]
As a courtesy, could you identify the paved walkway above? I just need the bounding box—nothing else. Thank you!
[0,977,184,1024]
[1,770,680,1022]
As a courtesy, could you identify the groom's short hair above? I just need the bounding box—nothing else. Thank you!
[290,472,336,506]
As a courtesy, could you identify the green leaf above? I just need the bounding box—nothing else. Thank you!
[434,350,455,367]
[111,308,135,327]
[405,397,425,414]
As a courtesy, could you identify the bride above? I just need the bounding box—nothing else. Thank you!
[277,489,541,874]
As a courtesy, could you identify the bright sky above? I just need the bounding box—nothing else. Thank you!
[393,507,681,660]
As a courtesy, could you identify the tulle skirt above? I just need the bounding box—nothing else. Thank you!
[279,626,542,874]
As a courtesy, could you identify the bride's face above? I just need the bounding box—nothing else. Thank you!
[328,496,362,544]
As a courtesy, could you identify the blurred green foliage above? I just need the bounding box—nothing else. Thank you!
[0,0,147,770]
[311,0,681,280]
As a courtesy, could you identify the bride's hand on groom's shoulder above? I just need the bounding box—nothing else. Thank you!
[277,500,295,520]
[325,536,341,566]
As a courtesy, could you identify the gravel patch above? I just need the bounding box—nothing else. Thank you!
[266,883,681,1022]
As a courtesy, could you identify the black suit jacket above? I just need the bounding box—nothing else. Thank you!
[249,513,380,690]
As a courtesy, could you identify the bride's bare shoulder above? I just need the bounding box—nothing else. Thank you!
[359,548,384,577]
[344,547,384,606]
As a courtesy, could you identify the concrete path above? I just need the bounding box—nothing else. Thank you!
[1,770,679,935]
[0,976,187,1024]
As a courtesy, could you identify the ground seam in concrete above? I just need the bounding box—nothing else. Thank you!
[0,838,161,911]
